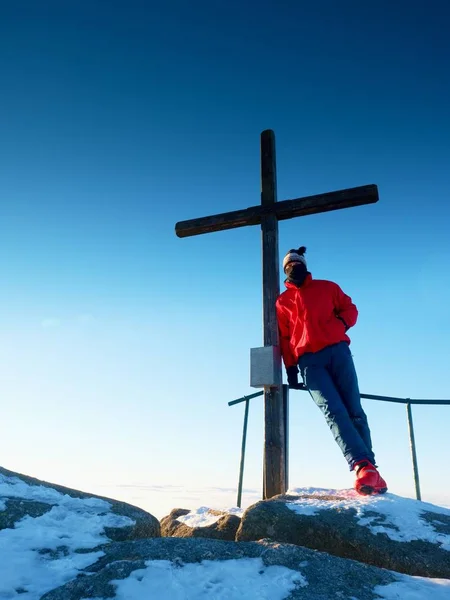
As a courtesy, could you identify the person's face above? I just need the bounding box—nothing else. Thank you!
[284,260,303,275]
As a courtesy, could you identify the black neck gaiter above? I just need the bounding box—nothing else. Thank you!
[286,263,308,287]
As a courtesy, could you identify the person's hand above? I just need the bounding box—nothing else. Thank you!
[286,365,299,388]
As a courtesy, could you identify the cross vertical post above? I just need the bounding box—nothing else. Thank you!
[260,130,286,498]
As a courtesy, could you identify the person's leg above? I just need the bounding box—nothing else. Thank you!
[329,343,376,467]
[299,346,373,469]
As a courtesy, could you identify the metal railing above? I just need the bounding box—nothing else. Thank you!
[228,385,450,507]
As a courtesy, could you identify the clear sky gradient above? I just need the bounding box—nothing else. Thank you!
[1,1,449,512]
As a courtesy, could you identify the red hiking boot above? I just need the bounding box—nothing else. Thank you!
[354,460,387,495]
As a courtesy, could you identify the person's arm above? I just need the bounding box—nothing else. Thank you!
[276,299,297,367]
[276,298,299,387]
[334,283,358,330]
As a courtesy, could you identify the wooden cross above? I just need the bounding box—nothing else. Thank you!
[175,130,379,499]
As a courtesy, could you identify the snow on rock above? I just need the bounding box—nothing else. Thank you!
[0,466,160,600]
[286,487,450,549]
[176,505,244,528]
[236,487,450,579]
[38,537,450,600]
[375,574,450,600]
[160,506,242,540]
[112,557,307,600]
[38,537,399,600]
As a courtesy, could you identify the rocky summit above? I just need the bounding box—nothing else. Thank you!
[1,466,449,599]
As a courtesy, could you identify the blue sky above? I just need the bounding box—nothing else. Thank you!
[1,1,449,512]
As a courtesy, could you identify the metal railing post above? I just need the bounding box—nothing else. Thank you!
[283,384,289,491]
[236,398,250,508]
[406,401,422,501]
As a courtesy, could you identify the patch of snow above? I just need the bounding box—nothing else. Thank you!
[375,573,450,599]
[0,473,134,600]
[113,557,307,599]
[286,487,450,549]
[177,505,244,528]
[0,473,90,505]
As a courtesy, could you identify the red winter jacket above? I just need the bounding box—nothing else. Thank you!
[276,273,358,368]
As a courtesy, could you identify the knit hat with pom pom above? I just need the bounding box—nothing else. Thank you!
[282,246,307,272]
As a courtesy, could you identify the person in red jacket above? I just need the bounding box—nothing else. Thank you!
[276,246,387,495]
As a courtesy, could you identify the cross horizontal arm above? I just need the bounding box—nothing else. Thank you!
[175,184,378,238]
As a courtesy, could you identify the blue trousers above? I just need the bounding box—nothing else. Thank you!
[298,342,375,470]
